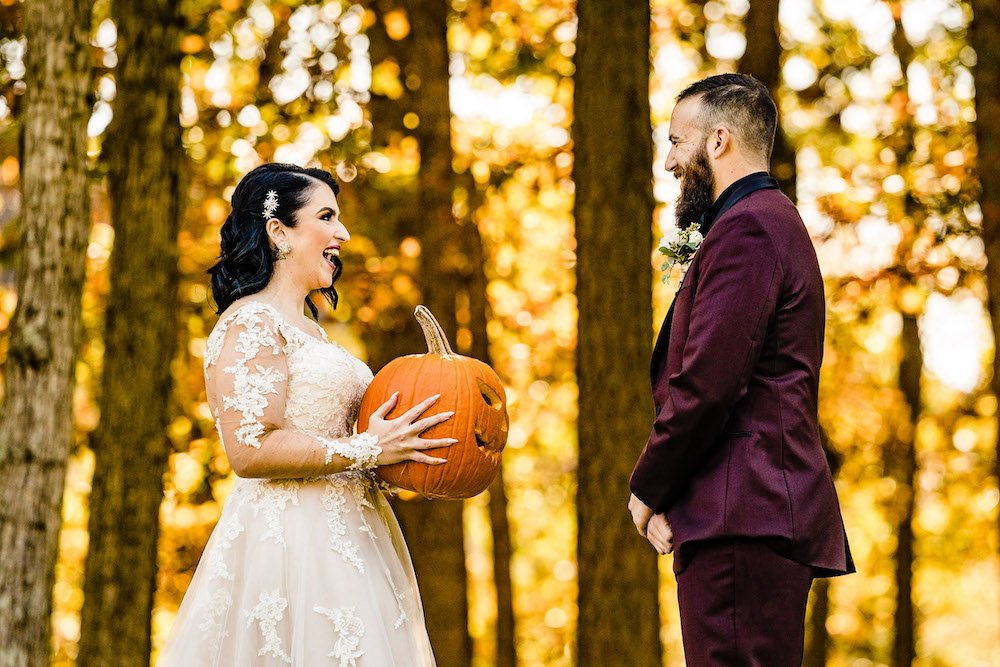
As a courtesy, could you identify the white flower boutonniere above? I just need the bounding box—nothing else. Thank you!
[658,223,704,283]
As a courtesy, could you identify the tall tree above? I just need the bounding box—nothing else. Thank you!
[462,183,516,667]
[888,15,921,665]
[362,2,472,664]
[0,0,93,663]
[891,309,921,667]
[970,0,1000,582]
[78,1,185,664]
[736,0,796,199]
[573,1,661,665]
[392,3,469,661]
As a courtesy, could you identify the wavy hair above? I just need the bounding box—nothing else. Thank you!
[209,163,342,318]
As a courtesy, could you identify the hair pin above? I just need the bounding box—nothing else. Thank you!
[263,190,279,220]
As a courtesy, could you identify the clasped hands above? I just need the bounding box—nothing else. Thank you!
[628,493,673,555]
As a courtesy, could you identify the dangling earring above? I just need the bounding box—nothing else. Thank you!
[275,241,291,260]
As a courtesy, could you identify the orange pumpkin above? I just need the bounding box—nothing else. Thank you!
[357,305,509,499]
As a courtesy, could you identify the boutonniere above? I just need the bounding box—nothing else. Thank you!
[658,223,704,283]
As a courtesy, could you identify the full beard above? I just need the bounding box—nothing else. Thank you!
[674,146,715,228]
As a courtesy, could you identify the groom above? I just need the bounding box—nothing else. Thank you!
[628,74,854,665]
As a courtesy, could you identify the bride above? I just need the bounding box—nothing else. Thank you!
[157,163,452,666]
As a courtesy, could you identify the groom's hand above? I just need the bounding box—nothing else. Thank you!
[646,514,673,555]
[628,493,654,536]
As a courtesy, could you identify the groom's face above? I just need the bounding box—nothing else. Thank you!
[666,97,716,227]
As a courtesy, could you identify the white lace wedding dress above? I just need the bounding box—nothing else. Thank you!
[157,301,436,666]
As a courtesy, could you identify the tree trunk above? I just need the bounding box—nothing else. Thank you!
[361,0,432,370]
[886,13,919,663]
[0,0,93,663]
[891,311,921,667]
[365,2,472,665]
[970,0,1000,606]
[77,1,184,664]
[803,577,831,667]
[804,425,840,664]
[487,468,517,667]
[573,1,661,665]
[463,212,516,667]
[735,0,796,199]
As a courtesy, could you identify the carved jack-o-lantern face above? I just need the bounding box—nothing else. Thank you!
[474,377,507,456]
[357,306,509,499]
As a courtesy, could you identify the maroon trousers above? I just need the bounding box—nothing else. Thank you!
[676,539,813,666]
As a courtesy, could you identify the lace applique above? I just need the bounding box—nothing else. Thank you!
[322,432,381,470]
[320,479,365,573]
[222,362,286,449]
[206,507,245,581]
[244,480,300,547]
[213,407,224,444]
[205,304,289,449]
[384,567,409,629]
[314,606,365,666]
[205,302,284,368]
[245,590,293,664]
[348,477,377,539]
[283,341,371,441]
[198,587,233,658]
[205,328,225,368]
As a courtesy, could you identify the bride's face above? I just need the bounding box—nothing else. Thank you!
[282,181,349,291]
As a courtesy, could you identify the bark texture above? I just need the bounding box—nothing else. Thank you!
[970,0,1000,591]
[0,0,93,663]
[735,0,796,199]
[573,1,661,664]
[77,1,185,664]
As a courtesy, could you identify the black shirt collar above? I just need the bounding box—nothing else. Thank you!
[699,171,779,235]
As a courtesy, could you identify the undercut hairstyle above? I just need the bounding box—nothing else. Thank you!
[676,73,777,162]
[209,162,342,318]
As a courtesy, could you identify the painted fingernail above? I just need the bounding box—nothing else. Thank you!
[448,439,459,444]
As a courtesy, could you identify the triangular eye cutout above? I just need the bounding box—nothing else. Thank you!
[477,377,503,409]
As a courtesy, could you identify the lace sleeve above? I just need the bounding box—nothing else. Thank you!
[208,304,382,478]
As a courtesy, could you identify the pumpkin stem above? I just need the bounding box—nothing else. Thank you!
[415,305,455,355]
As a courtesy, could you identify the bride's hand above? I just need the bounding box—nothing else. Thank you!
[365,393,455,466]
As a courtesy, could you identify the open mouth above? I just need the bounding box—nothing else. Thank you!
[322,247,338,267]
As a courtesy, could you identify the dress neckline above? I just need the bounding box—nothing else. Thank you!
[220,300,331,346]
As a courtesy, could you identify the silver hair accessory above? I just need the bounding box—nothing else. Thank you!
[262,190,279,220]
[275,240,291,260]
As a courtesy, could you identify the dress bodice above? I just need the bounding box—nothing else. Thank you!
[204,301,374,441]
[278,320,373,441]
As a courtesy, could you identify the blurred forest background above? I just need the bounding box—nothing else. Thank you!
[0,0,997,665]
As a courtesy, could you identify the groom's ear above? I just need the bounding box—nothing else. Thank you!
[709,127,732,158]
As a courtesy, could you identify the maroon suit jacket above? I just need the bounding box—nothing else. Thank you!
[630,187,854,576]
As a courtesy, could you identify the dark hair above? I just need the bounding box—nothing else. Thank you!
[209,163,342,318]
[676,73,777,161]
